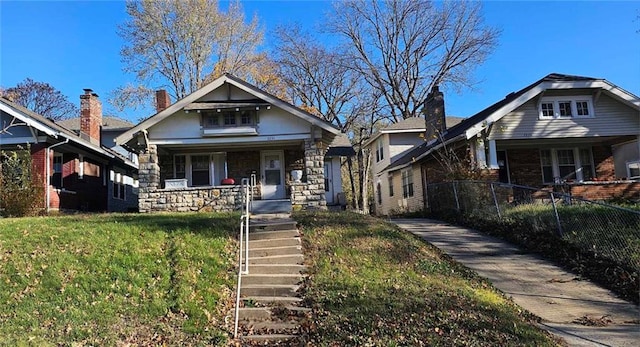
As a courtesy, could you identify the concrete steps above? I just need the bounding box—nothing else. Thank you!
[235,215,309,344]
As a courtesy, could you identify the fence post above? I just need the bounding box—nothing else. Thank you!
[452,181,460,211]
[490,182,501,219]
[549,191,563,237]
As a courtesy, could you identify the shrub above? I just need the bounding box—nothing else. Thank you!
[0,146,44,217]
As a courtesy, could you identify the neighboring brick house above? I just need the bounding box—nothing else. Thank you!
[114,73,353,213]
[0,90,138,212]
[373,73,640,215]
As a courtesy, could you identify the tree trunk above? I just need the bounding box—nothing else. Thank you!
[346,156,359,210]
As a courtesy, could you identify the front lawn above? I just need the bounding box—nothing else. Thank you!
[297,212,561,346]
[0,213,237,346]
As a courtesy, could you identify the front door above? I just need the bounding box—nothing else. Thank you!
[497,150,510,183]
[324,160,334,205]
[261,150,285,199]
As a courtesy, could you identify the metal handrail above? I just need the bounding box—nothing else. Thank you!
[234,177,253,339]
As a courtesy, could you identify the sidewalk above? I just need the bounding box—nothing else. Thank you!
[392,218,640,347]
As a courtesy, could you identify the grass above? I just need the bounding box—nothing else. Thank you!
[0,213,238,346]
[296,211,561,346]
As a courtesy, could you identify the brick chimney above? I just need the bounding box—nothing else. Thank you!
[423,85,446,142]
[80,89,102,145]
[155,90,171,112]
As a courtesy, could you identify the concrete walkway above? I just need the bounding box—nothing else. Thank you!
[392,218,640,347]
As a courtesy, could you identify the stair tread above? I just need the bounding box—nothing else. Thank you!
[250,245,301,251]
[242,284,300,288]
[243,296,303,302]
[239,306,310,312]
[243,273,304,277]
[249,254,303,259]
[240,334,298,341]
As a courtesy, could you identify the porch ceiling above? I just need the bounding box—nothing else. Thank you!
[157,139,305,153]
[496,135,636,149]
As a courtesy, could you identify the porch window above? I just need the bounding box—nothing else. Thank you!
[52,153,63,188]
[627,161,640,179]
[401,169,413,198]
[175,155,186,179]
[223,112,236,126]
[539,148,594,183]
[113,173,126,200]
[173,153,227,187]
[240,110,255,125]
[191,155,210,186]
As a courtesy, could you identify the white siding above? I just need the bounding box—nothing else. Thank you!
[490,94,639,140]
[375,165,423,215]
[612,139,640,178]
[199,84,255,101]
[148,106,310,140]
[370,134,391,175]
[388,132,424,161]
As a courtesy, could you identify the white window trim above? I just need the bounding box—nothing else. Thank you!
[53,152,63,188]
[401,168,414,198]
[540,147,594,183]
[375,138,384,162]
[173,152,227,187]
[78,154,84,180]
[538,96,595,120]
[626,160,640,179]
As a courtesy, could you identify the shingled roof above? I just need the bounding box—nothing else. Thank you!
[383,73,623,172]
[57,116,134,131]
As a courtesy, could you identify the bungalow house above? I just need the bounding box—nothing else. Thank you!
[114,73,352,213]
[374,73,640,215]
[0,90,138,212]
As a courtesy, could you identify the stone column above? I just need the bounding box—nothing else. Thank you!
[304,139,327,210]
[138,144,160,213]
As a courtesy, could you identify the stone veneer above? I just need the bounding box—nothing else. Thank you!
[291,139,327,210]
[138,140,328,212]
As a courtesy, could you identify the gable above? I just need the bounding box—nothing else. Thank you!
[491,92,640,140]
[115,74,340,147]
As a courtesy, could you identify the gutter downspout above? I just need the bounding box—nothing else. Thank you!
[46,137,69,213]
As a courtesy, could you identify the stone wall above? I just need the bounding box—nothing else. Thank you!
[291,139,327,210]
[139,185,243,212]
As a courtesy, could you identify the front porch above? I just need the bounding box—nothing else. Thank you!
[137,139,329,213]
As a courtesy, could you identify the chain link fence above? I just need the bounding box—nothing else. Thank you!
[426,181,640,271]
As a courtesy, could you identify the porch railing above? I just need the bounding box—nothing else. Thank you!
[234,176,253,339]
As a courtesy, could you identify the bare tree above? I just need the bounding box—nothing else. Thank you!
[327,0,499,122]
[273,24,384,209]
[0,78,78,121]
[118,0,264,101]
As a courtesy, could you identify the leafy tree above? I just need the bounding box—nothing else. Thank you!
[327,0,500,122]
[118,0,264,101]
[0,78,78,121]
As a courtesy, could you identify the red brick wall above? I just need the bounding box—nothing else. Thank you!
[570,182,640,200]
[592,145,615,180]
[505,148,542,186]
[30,143,47,208]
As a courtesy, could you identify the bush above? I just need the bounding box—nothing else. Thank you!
[0,146,44,217]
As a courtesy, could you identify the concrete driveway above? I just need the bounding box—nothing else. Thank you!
[392,218,640,347]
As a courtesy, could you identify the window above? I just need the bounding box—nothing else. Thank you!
[375,139,384,162]
[388,175,394,197]
[203,112,219,128]
[113,173,126,200]
[52,153,63,188]
[627,161,640,179]
[223,112,236,126]
[538,96,593,119]
[539,148,595,183]
[376,182,382,204]
[240,111,255,125]
[401,169,414,198]
[174,155,186,179]
[541,103,554,118]
[78,154,84,180]
[191,155,210,186]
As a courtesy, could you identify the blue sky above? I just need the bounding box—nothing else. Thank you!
[1,0,639,123]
